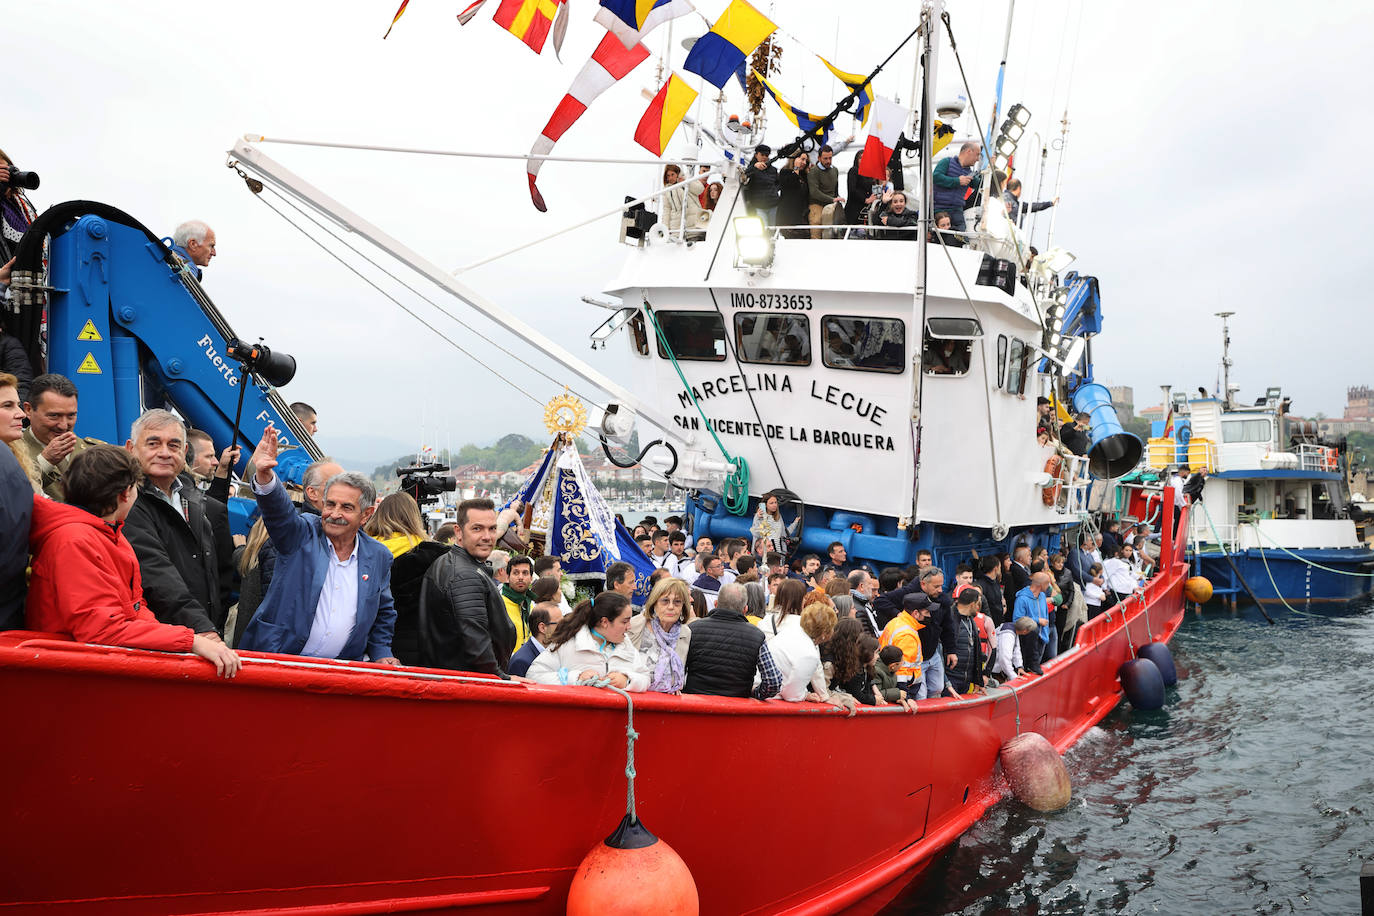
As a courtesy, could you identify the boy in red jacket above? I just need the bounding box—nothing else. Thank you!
[26,445,240,677]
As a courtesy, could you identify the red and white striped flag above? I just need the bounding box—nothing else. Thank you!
[526,30,650,210]
[457,0,489,24]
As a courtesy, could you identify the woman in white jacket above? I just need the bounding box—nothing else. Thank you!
[762,601,838,702]
[526,592,649,691]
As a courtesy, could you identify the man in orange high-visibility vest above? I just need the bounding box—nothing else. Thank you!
[880,592,931,700]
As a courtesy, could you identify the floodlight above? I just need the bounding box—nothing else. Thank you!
[1061,336,1087,370]
[1007,103,1031,127]
[999,119,1024,144]
[993,153,1011,172]
[995,136,1017,158]
[1042,247,1077,273]
[735,216,764,237]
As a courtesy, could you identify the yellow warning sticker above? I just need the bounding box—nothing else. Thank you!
[77,352,102,375]
[77,320,103,342]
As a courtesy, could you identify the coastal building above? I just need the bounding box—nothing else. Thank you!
[1106,385,1135,418]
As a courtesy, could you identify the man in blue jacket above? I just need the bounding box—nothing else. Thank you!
[931,142,982,232]
[1012,572,1052,675]
[239,424,399,665]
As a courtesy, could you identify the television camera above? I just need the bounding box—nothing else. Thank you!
[397,462,457,507]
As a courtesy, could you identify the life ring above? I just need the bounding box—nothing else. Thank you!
[1042,455,1063,506]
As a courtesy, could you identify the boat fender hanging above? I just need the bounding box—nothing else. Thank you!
[1042,455,1063,507]
[999,732,1072,812]
[1118,658,1165,710]
[1183,576,1213,603]
[1136,642,1178,687]
[567,814,699,916]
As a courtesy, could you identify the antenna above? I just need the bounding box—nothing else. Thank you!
[1215,311,1235,409]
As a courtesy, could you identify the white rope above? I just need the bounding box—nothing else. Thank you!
[1245,521,1374,577]
[598,681,639,819]
[246,135,714,167]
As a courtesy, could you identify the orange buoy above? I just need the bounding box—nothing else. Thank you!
[999,732,1072,812]
[567,815,699,915]
[1183,576,1213,603]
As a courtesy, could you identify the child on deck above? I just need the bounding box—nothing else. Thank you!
[1084,562,1106,618]
[873,645,904,703]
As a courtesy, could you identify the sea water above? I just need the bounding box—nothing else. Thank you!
[895,596,1374,915]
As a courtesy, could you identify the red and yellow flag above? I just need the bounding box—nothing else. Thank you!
[634,74,698,156]
[382,0,410,38]
[493,0,565,53]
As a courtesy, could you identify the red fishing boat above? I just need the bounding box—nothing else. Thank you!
[0,515,1187,915]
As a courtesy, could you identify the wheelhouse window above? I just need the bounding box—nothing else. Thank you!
[997,334,1008,388]
[1005,337,1030,395]
[922,317,981,376]
[653,311,726,361]
[734,313,811,366]
[1221,418,1272,444]
[820,316,905,373]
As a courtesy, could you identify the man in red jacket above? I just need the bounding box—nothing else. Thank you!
[25,444,240,677]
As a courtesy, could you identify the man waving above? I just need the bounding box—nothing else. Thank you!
[238,424,399,665]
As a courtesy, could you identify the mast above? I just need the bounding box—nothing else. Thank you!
[907,1,942,526]
[1216,311,1235,408]
[1045,108,1070,249]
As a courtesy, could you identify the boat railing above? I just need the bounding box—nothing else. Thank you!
[1295,443,1335,472]
[1061,453,1094,514]
[1189,517,1239,553]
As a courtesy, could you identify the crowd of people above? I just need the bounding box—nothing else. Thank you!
[1,371,1167,713]
[734,140,1057,245]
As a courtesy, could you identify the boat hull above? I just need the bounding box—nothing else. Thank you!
[0,567,1185,916]
[1194,547,1374,604]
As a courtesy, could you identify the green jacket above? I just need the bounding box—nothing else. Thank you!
[873,663,902,703]
[807,164,840,207]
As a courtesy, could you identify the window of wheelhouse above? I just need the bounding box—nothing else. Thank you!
[922,317,981,376]
[653,311,726,361]
[997,335,1008,387]
[734,313,811,366]
[1005,337,1031,395]
[820,316,905,373]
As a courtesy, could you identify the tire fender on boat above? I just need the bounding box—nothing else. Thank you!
[567,814,699,915]
[999,732,1072,812]
[1118,658,1165,710]
[1136,642,1178,687]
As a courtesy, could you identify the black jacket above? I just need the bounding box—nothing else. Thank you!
[742,162,780,208]
[0,444,31,630]
[945,613,985,694]
[922,590,956,659]
[123,473,231,634]
[1182,473,1206,503]
[390,541,449,666]
[875,204,920,239]
[777,168,809,227]
[683,608,766,697]
[845,156,873,224]
[0,333,33,404]
[974,574,1006,626]
[873,581,920,628]
[1003,563,1030,616]
[1061,422,1090,456]
[417,545,517,676]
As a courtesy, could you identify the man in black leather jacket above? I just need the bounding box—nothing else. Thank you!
[418,498,517,677]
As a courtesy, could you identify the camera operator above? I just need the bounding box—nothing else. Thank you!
[0,151,39,275]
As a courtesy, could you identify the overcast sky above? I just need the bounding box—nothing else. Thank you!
[11,1,1373,463]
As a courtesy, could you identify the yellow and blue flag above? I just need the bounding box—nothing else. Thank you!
[683,0,775,89]
[819,56,873,126]
[595,0,695,49]
[754,70,831,145]
[634,74,699,155]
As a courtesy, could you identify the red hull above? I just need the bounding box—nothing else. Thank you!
[0,562,1186,915]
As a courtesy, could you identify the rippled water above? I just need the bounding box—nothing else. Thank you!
[894,597,1374,915]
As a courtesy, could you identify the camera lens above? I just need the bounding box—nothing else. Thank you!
[8,170,39,191]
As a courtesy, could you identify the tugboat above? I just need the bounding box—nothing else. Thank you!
[0,3,1186,913]
[1123,312,1374,605]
